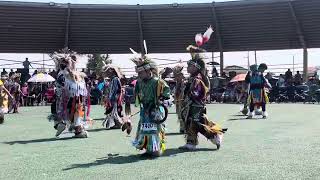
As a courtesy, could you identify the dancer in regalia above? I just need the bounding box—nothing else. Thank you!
[48,48,90,138]
[8,73,22,113]
[179,27,227,150]
[172,63,186,133]
[102,64,124,129]
[246,63,271,119]
[123,42,170,156]
[0,80,13,124]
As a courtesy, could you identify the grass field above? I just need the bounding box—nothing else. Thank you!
[1,104,320,180]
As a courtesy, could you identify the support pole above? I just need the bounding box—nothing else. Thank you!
[212,51,215,77]
[292,55,295,74]
[254,51,257,65]
[303,48,308,81]
[288,1,308,81]
[211,1,224,76]
[64,3,71,49]
[137,4,145,55]
[220,51,224,76]
[247,51,250,70]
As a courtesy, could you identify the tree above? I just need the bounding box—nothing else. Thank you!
[87,54,112,77]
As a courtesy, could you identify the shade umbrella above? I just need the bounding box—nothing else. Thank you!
[230,74,247,83]
[28,73,55,83]
[224,65,248,74]
[207,61,220,65]
[131,79,137,86]
[27,73,55,105]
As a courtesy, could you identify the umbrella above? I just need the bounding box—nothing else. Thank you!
[131,79,137,86]
[207,61,220,65]
[224,65,248,74]
[230,74,247,83]
[27,73,55,83]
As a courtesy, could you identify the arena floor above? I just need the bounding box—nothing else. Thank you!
[1,104,319,180]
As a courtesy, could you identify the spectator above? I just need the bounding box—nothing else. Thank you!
[211,74,220,90]
[314,71,319,80]
[49,69,57,79]
[265,72,273,81]
[9,69,14,77]
[21,83,29,106]
[1,69,7,76]
[97,77,105,91]
[276,74,285,87]
[285,69,293,82]
[23,58,33,69]
[212,67,218,77]
[44,84,55,103]
[294,71,302,85]
[33,70,38,76]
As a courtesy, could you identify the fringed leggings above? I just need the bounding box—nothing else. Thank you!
[184,105,216,145]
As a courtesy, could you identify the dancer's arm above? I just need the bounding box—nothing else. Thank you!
[3,87,13,99]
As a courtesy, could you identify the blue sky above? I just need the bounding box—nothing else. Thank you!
[0,0,319,76]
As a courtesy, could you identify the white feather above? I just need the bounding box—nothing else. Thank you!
[195,34,203,46]
[203,26,214,43]
[129,48,139,55]
[143,40,148,54]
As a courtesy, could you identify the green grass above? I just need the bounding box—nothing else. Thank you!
[1,104,320,180]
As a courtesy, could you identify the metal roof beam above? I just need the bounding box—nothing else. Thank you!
[288,0,308,81]
[64,3,71,49]
[288,0,306,49]
[211,1,224,75]
[137,4,145,55]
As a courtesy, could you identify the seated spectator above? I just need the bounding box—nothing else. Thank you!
[276,74,285,87]
[294,71,302,85]
[285,69,293,83]
[45,84,55,103]
[21,83,28,106]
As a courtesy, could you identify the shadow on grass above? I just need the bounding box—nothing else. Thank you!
[3,137,74,145]
[63,148,216,171]
[228,117,265,121]
[92,118,105,121]
[166,132,183,136]
[87,128,107,132]
[231,114,247,117]
[87,127,122,133]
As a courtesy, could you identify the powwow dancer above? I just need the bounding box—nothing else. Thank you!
[179,26,227,151]
[172,62,186,133]
[102,64,124,129]
[124,84,134,116]
[8,73,22,113]
[123,42,170,156]
[0,74,11,114]
[0,80,13,124]
[48,48,90,138]
[246,63,271,119]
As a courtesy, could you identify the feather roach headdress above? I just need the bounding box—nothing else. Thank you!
[159,67,173,79]
[187,26,214,73]
[187,26,214,89]
[101,62,123,78]
[49,47,78,71]
[129,40,158,77]
[172,60,184,77]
